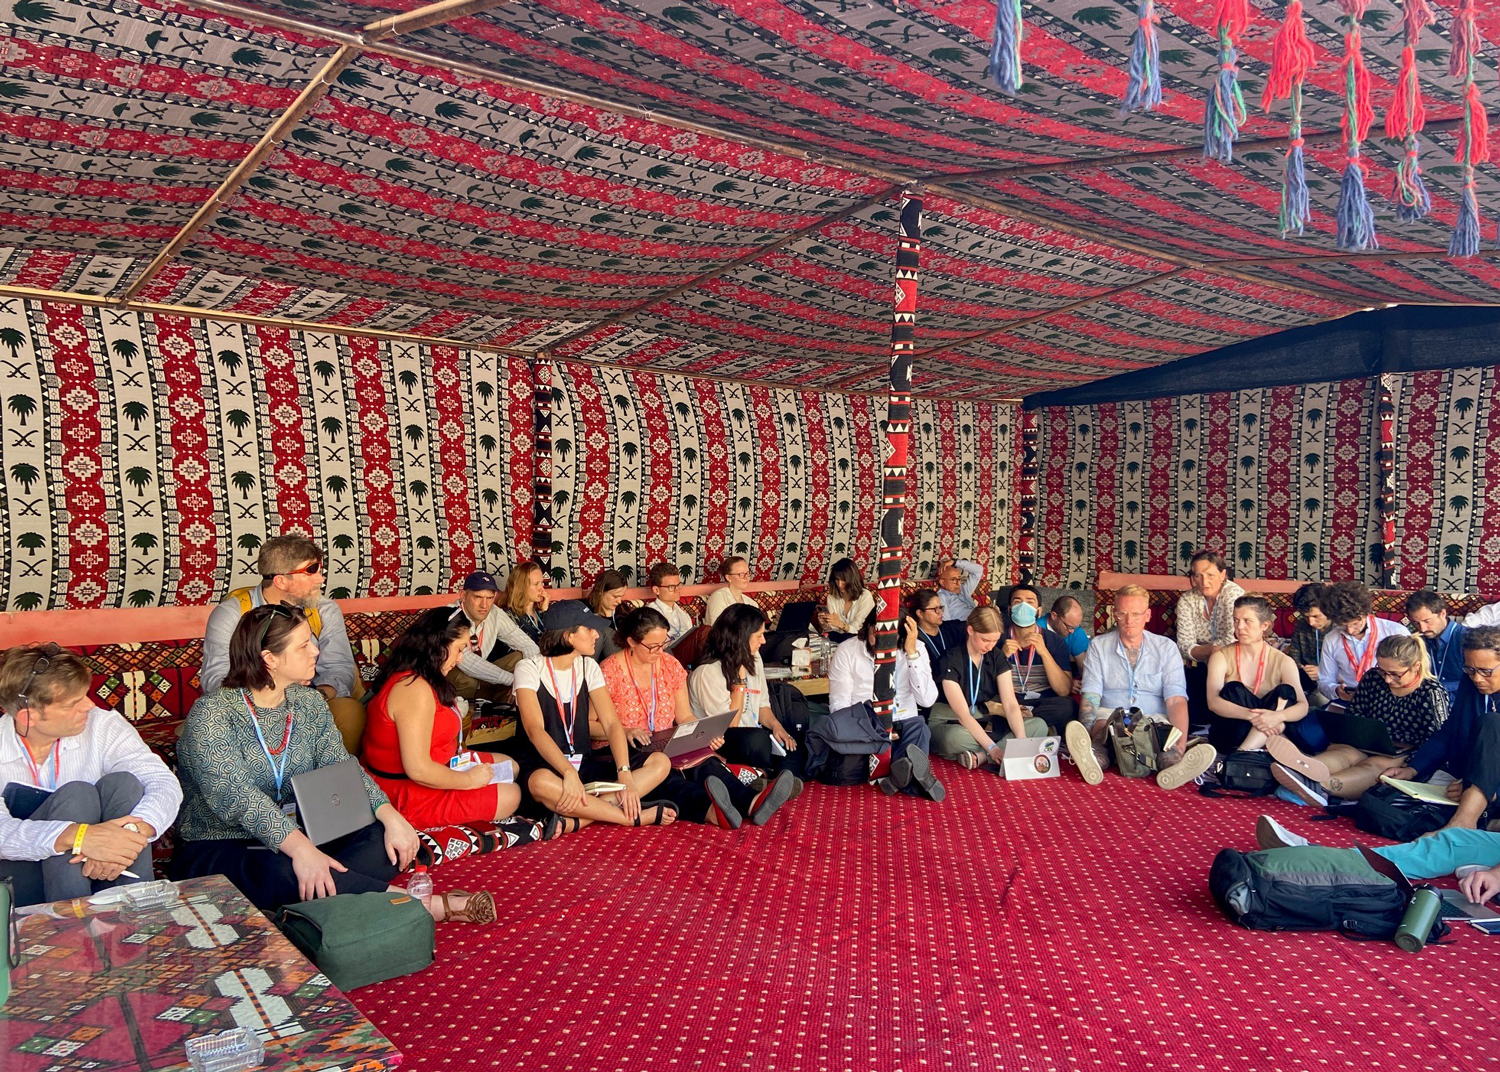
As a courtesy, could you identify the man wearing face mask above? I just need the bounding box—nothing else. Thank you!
[1002,586,1077,735]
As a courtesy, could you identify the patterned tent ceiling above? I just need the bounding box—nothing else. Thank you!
[1,0,1497,399]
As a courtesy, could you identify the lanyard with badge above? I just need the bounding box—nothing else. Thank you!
[965,655,983,711]
[1341,622,1378,683]
[629,662,658,733]
[1011,631,1039,697]
[920,629,947,663]
[19,736,60,791]
[1117,638,1139,707]
[546,658,582,769]
[242,689,295,811]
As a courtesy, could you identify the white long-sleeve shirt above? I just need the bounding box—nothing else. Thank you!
[1317,616,1409,696]
[828,638,936,723]
[0,709,182,862]
[648,599,696,646]
[1464,602,1500,629]
[450,602,537,686]
[937,560,984,621]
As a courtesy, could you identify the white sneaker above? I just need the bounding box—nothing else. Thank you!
[1256,814,1310,850]
[1156,742,1217,791]
[1066,721,1103,786]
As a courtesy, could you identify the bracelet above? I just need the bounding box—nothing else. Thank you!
[72,823,89,854]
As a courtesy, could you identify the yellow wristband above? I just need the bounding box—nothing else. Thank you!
[72,823,89,854]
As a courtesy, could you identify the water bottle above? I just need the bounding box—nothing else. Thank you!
[1394,885,1443,952]
[406,865,432,908]
[808,622,823,676]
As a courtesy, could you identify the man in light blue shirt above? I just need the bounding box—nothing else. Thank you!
[1068,585,1215,791]
[936,559,984,622]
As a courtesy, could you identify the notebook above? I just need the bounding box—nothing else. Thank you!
[1378,776,1459,807]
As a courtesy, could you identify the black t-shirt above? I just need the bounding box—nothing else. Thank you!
[939,644,1008,710]
[915,620,967,683]
[1006,627,1073,699]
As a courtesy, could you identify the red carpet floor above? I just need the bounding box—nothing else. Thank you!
[351,762,1500,1071]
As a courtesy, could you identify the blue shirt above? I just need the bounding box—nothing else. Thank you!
[1043,618,1090,659]
[1423,620,1466,704]
[1081,630,1187,716]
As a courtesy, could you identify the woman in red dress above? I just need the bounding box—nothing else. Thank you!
[361,607,522,829]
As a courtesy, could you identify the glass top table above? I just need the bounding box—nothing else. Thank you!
[1,875,401,1072]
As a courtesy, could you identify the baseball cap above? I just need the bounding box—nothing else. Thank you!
[462,571,500,592]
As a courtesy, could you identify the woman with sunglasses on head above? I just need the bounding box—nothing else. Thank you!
[174,605,495,923]
[601,608,795,828]
[513,622,678,833]
[1266,633,1449,805]
[0,644,182,907]
[360,607,523,829]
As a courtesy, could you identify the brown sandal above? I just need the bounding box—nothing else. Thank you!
[437,889,496,924]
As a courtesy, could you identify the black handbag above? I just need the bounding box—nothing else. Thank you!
[1199,750,1277,797]
[1352,782,1451,842]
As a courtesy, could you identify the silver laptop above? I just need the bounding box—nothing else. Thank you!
[648,711,736,767]
[291,760,376,846]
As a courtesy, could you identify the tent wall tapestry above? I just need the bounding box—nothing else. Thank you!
[0,297,1017,612]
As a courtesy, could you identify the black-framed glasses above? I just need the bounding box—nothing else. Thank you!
[1464,665,1499,679]
[254,604,298,651]
[1377,666,1416,683]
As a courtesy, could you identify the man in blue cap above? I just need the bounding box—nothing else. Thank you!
[1002,585,1077,735]
[447,570,539,703]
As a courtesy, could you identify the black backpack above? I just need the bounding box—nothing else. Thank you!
[1352,782,1451,842]
[1198,750,1277,798]
[1209,845,1446,942]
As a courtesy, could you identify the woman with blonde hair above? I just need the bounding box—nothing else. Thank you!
[1269,633,1448,805]
[503,562,551,649]
[930,605,1047,769]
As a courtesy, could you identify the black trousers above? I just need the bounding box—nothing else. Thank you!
[720,726,807,780]
[1027,693,1078,734]
[602,748,756,823]
[1209,682,1305,755]
[169,821,398,912]
[0,773,153,907]
[1467,709,1500,805]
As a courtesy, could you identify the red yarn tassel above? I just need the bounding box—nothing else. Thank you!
[1386,46,1424,140]
[1402,0,1434,39]
[1214,0,1250,40]
[1457,81,1490,166]
[1261,1,1314,112]
[1340,33,1374,149]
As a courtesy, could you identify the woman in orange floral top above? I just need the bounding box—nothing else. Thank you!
[599,608,796,828]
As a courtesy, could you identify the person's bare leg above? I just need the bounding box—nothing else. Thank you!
[632,752,670,797]
[1241,729,1269,751]
[492,783,521,821]
[1440,784,1491,832]
[1326,753,1400,799]
[527,770,675,827]
[1316,744,1367,778]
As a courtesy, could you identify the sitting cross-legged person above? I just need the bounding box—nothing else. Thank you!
[1269,634,1449,806]
[1378,625,1500,833]
[1406,589,1466,706]
[929,606,1048,770]
[173,605,494,924]
[0,644,181,907]
[1317,580,1408,704]
[1289,583,1332,705]
[1205,596,1311,756]
[600,607,796,829]
[1042,594,1091,673]
[446,570,538,703]
[502,561,551,651]
[1069,585,1218,791]
[907,588,966,719]
[512,623,678,834]
[688,604,804,779]
[360,606,524,830]
[827,608,945,801]
[1002,585,1077,734]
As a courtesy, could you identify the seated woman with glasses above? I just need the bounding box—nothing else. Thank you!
[1265,634,1449,805]
[360,607,523,829]
[174,605,495,923]
[0,644,182,907]
[601,608,796,828]
[513,622,678,833]
[704,557,759,626]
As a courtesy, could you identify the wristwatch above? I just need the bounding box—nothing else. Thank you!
[617,764,631,773]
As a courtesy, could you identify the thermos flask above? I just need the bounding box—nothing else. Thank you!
[1394,885,1443,953]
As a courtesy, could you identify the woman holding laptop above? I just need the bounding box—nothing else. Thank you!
[601,607,795,828]
[173,605,495,923]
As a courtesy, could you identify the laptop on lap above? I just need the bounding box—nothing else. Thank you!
[291,760,376,846]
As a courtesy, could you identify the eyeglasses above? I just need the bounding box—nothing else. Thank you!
[255,604,298,651]
[655,583,681,591]
[636,642,668,654]
[726,571,749,579]
[1464,665,1499,679]
[920,604,943,614]
[1377,666,1416,682]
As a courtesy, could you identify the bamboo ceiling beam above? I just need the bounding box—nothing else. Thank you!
[362,0,519,42]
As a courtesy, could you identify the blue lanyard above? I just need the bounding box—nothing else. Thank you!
[1117,639,1139,706]
[966,655,982,710]
[920,629,946,662]
[243,691,293,799]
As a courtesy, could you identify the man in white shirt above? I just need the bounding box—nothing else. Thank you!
[1316,580,1409,702]
[0,644,181,906]
[704,556,760,626]
[646,562,695,647]
[828,610,944,801]
[936,559,984,621]
[446,571,539,702]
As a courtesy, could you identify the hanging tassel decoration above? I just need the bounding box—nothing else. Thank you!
[1334,1,1378,251]
[1448,0,1486,257]
[1120,0,1163,115]
[1201,0,1251,162]
[988,0,1025,96]
[1262,2,1316,236]
[1386,0,1434,221]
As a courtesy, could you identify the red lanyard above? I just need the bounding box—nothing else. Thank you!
[1236,643,1267,694]
[628,660,658,732]
[20,738,59,790]
[1011,630,1037,683]
[1341,621,1378,682]
[242,690,293,755]
[545,658,580,753]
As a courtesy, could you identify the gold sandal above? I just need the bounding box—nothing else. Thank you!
[437,889,496,924]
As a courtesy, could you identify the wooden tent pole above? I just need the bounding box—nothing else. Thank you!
[873,190,923,733]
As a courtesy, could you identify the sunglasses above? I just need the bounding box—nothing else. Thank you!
[276,561,322,577]
[15,642,60,718]
[255,604,298,650]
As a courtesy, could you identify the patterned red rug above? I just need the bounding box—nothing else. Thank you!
[352,763,1500,1071]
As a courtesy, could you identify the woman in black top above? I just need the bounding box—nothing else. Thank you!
[928,606,1048,769]
[1269,634,1448,803]
[513,622,677,832]
[503,562,550,645]
[907,589,966,719]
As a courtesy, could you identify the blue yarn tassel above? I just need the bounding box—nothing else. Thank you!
[1450,184,1481,257]
[1120,0,1162,115]
[1335,158,1379,251]
[1278,139,1310,237]
[988,0,1024,96]
[1201,33,1245,162]
[1393,150,1432,223]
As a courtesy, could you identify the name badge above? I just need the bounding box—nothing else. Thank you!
[567,752,583,772]
[281,802,299,823]
[1023,691,1042,702]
